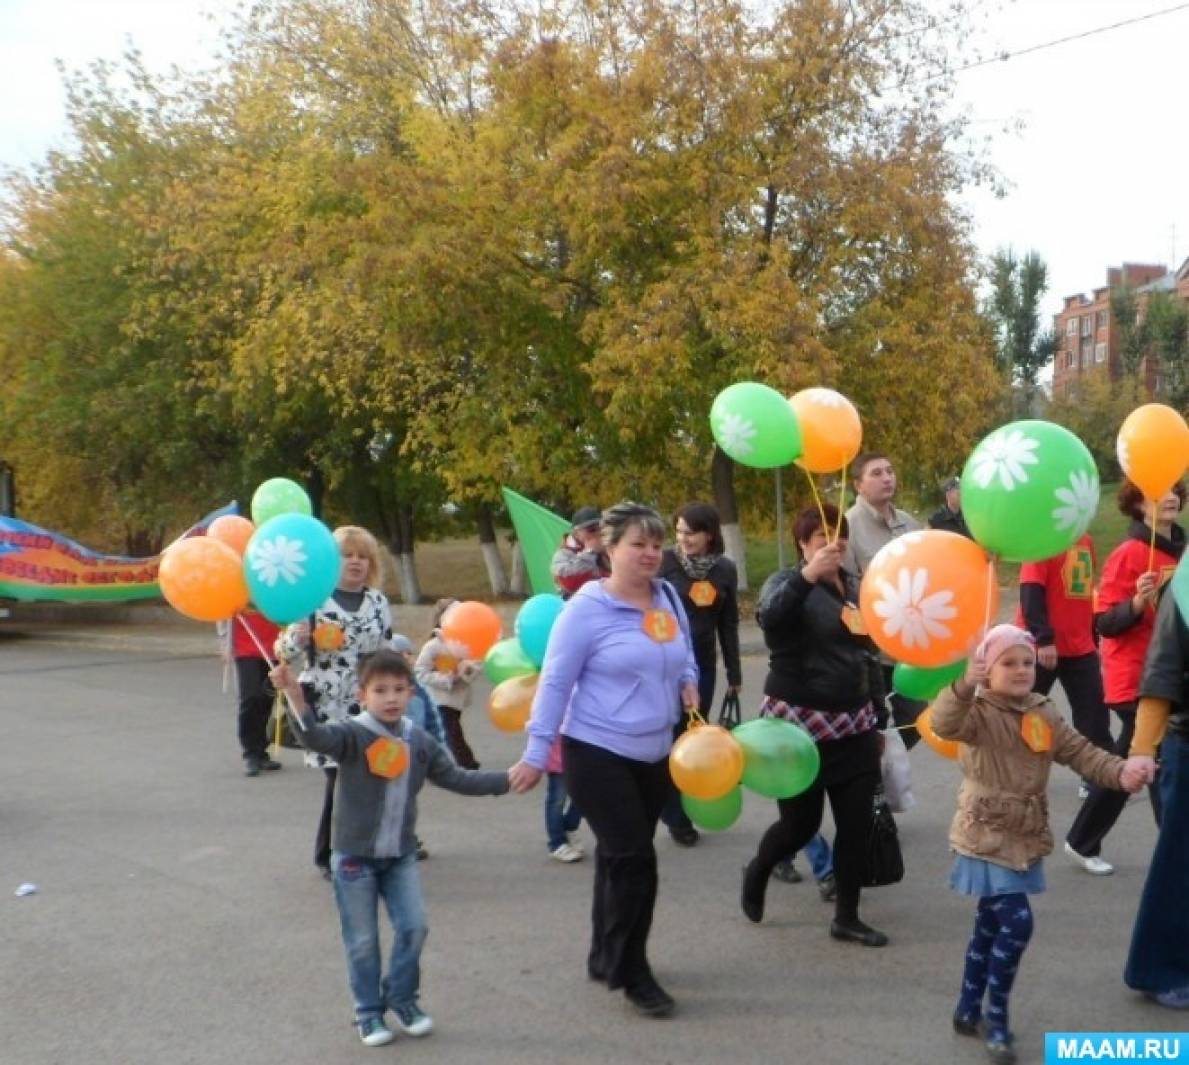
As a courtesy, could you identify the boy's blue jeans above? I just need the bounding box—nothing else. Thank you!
[545,771,582,850]
[331,851,427,1024]
[804,833,833,881]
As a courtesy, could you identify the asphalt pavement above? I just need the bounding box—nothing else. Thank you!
[0,618,1169,1065]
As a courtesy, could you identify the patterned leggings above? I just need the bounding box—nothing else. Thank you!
[957,893,1034,1038]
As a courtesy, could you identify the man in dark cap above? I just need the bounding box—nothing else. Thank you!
[551,506,610,598]
[928,477,971,538]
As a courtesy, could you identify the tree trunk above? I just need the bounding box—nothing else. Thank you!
[477,504,509,596]
[389,503,421,605]
[712,446,747,592]
[306,466,325,520]
[509,541,526,596]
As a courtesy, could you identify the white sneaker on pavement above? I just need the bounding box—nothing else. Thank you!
[550,842,584,863]
[1064,842,1113,875]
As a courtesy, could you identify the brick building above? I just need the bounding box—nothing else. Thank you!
[1051,259,1189,397]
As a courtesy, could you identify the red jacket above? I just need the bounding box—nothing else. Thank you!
[1095,521,1184,705]
[231,610,281,660]
[1016,535,1096,658]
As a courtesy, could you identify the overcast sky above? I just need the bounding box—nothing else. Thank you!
[2,0,1187,324]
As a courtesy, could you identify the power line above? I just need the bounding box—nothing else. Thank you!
[914,1,1189,85]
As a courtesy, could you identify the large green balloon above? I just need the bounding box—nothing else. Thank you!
[483,638,537,685]
[710,382,803,469]
[960,420,1099,563]
[893,660,967,702]
[734,716,821,799]
[1171,553,1189,630]
[251,477,313,525]
[681,787,743,831]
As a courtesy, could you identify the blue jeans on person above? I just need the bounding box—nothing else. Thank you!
[803,832,833,881]
[546,771,583,850]
[331,851,428,1024]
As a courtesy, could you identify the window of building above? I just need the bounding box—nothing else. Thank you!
[1081,348,1090,368]
[1081,316,1093,336]
[1095,342,1107,363]
[1097,309,1109,328]
[1066,317,1078,336]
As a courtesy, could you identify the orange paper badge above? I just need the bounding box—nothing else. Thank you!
[366,737,409,779]
[840,603,867,636]
[688,581,717,608]
[642,609,678,643]
[313,621,346,653]
[1020,711,1052,754]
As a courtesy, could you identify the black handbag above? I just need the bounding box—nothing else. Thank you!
[863,785,905,887]
[717,690,742,730]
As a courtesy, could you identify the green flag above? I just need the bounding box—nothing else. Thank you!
[501,488,570,596]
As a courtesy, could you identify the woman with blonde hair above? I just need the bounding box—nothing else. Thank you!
[278,525,394,877]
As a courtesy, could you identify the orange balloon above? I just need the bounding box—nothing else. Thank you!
[158,537,249,622]
[488,673,539,733]
[441,600,503,659]
[669,725,745,800]
[207,514,255,557]
[859,530,997,668]
[916,706,960,760]
[1117,404,1189,501]
[789,388,863,473]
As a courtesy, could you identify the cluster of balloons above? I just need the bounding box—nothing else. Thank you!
[479,593,566,733]
[669,716,820,832]
[709,382,863,476]
[159,477,341,627]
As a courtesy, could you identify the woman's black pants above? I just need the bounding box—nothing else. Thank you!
[563,736,670,992]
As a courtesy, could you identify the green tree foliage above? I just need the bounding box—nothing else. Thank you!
[985,248,1056,413]
[0,0,1004,565]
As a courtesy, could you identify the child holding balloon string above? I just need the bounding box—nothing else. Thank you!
[271,649,513,1047]
[932,624,1152,1065]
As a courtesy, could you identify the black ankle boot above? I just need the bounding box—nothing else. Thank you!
[829,916,889,947]
[741,860,766,923]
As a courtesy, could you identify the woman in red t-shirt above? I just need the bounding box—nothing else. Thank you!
[1065,480,1185,872]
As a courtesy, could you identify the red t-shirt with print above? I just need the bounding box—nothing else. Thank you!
[1015,534,1096,658]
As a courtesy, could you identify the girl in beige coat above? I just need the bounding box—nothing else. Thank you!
[932,624,1152,1065]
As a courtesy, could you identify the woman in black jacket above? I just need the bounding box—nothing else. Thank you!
[740,503,888,946]
[658,502,742,846]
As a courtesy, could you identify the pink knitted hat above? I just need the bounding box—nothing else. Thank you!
[977,623,1036,668]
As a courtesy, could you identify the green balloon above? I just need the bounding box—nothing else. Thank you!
[251,477,313,525]
[960,420,1099,563]
[483,638,537,684]
[734,716,821,799]
[682,787,743,831]
[893,660,967,701]
[710,382,803,469]
[1171,553,1189,630]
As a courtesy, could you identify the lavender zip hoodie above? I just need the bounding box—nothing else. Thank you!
[522,578,699,769]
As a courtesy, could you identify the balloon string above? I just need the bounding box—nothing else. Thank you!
[835,469,847,541]
[1148,518,1158,574]
[983,554,997,634]
[236,613,277,667]
[685,705,708,727]
[803,467,830,542]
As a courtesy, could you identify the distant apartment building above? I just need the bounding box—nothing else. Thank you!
[1051,259,1189,397]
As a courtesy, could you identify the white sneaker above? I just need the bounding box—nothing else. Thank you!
[1064,842,1113,875]
[565,836,585,855]
[392,1003,434,1037]
[550,842,584,863]
[357,1018,395,1046]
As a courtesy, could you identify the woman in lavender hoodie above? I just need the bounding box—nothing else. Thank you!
[509,502,700,1018]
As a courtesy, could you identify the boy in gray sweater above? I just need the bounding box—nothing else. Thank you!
[272,649,511,1047]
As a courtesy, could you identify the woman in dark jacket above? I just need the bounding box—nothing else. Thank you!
[740,503,887,947]
[1123,586,1189,1009]
[658,502,741,846]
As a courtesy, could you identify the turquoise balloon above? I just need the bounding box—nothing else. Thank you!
[244,514,340,624]
[484,638,538,684]
[515,593,566,667]
[251,477,312,525]
[893,660,967,701]
[682,787,743,831]
[710,382,803,469]
[960,420,1099,563]
[734,716,821,799]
